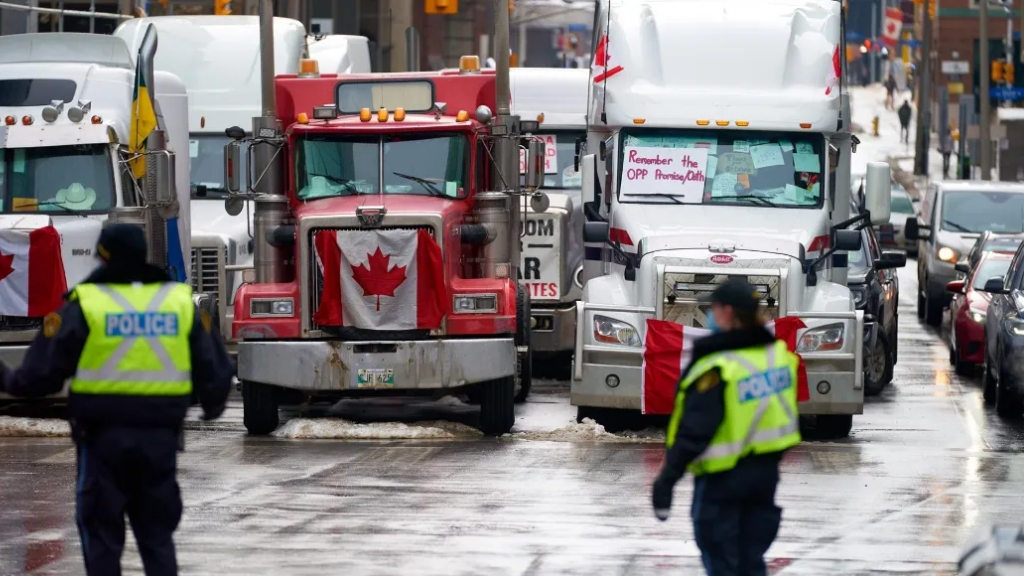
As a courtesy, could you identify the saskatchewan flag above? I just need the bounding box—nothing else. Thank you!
[129,63,157,180]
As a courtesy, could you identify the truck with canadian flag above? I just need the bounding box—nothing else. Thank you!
[0,29,192,401]
[221,3,541,435]
[572,0,893,438]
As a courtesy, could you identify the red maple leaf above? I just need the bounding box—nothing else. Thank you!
[0,251,14,282]
[351,247,407,311]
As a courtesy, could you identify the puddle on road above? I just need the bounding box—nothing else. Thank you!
[0,416,70,437]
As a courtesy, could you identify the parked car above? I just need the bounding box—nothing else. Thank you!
[947,251,1013,376]
[905,181,1024,327]
[849,202,907,395]
[855,177,918,254]
[979,242,1024,418]
[961,231,1024,276]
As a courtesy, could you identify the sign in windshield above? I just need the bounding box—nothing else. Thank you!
[618,131,825,207]
[942,191,1024,233]
[519,132,582,189]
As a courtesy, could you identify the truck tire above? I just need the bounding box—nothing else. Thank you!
[478,376,515,435]
[514,285,533,403]
[816,415,853,438]
[924,289,943,327]
[864,335,890,396]
[242,380,280,435]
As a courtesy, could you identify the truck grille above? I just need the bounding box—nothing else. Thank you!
[309,226,436,332]
[191,247,223,294]
[0,316,42,332]
[662,271,781,328]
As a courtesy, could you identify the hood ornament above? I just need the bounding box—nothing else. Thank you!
[357,206,387,227]
[708,240,736,253]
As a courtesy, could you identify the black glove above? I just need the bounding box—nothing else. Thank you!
[652,473,676,521]
[201,402,226,421]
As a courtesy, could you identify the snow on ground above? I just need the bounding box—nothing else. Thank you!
[0,416,70,437]
[272,418,483,440]
[508,418,664,444]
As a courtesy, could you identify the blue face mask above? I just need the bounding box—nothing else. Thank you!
[706,310,721,333]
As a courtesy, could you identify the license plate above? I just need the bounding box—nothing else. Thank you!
[356,368,395,388]
[532,315,554,331]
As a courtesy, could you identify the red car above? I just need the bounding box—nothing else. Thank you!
[948,252,1014,375]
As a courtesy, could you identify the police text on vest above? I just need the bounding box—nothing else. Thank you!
[105,313,180,337]
[737,367,792,403]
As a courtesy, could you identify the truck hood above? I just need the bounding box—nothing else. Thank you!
[0,214,105,293]
[293,194,468,222]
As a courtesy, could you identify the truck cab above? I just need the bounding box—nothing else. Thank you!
[574,0,891,437]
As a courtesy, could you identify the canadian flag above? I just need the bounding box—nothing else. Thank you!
[0,226,67,318]
[825,45,841,96]
[591,33,624,84]
[641,318,810,414]
[312,228,446,330]
[882,8,903,48]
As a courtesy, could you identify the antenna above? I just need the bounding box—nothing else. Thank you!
[600,1,611,125]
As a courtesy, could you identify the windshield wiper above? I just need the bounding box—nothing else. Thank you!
[33,201,89,218]
[713,194,778,207]
[307,173,358,193]
[391,172,447,198]
[943,219,972,232]
[624,193,684,204]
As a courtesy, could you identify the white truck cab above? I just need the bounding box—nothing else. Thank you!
[574,0,892,437]
[511,67,588,375]
[0,31,190,386]
[114,16,370,341]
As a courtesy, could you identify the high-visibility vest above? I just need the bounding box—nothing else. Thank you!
[666,339,801,476]
[69,282,194,397]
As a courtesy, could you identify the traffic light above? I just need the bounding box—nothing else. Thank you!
[214,0,231,15]
[425,0,458,15]
[1006,61,1015,85]
[992,60,1005,83]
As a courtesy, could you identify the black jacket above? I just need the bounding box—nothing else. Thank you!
[898,104,912,126]
[0,263,233,430]
[660,326,779,482]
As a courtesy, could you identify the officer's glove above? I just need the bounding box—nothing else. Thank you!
[201,402,226,421]
[652,473,676,521]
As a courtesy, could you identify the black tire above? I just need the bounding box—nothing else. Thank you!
[890,322,899,367]
[816,415,854,438]
[917,289,926,319]
[864,336,889,397]
[514,285,533,404]
[953,343,974,376]
[242,380,279,435]
[983,361,996,404]
[995,367,1024,420]
[924,289,943,327]
[478,376,515,435]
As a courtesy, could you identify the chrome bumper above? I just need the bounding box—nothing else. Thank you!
[530,303,576,354]
[237,338,516,391]
[571,301,864,415]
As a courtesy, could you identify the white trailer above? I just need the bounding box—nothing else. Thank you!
[113,15,370,340]
[573,0,892,437]
[511,67,587,375]
[0,31,191,394]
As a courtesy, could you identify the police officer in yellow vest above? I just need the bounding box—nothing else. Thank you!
[652,278,801,576]
[0,224,233,576]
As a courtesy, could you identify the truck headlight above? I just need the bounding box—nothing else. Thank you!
[250,298,294,316]
[593,315,641,347]
[453,294,498,314]
[937,246,959,263]
[851,287,867,309]
[969,307,986,323]
[797,323,845,352]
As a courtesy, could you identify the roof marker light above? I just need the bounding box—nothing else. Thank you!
[537,113,545,123]
[22,115,33,125]
[696,120,710,126]
[716,120,729,126]
[4,116,14,126]
[91,115,102,124]
[800,122,812,129]
[394,107,406,121]
[735,120,749,127]
[298,58,320,78]
[456,110,469,122]
[459,55,481,74]
[633,118,646,125]
[297,112,309,124]
[360,108,372,122]
[377,107,388,122]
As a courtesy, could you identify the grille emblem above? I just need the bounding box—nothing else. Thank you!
[709,254,734,264]
[357,206,387,227]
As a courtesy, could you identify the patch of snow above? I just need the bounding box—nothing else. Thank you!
[435,395,469,407]
[509,418,664,443]
[0,416,71,437]
[271,418,482,440]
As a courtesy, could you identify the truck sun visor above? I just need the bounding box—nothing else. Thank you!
[335,80,435,115]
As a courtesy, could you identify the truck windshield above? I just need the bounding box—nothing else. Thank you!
[0,145,114,213]
[618,130,825,208]
[190,135,248,199]
[941,191,1024,233]
[518,131,584,189]
[295,133,469,200]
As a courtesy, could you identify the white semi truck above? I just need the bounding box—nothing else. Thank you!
[511,67,587,376]
[573,0,892,437]
[0,30,191,394]
[113,15,370,339]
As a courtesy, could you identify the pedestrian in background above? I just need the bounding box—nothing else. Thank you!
[0,224,234,576]
[651,279,801,576]
[898,100,913,144]
[885,74,898,110]
[940,128,955,179]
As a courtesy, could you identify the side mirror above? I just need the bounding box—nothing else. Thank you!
[833,229,862,252]
[983,277,1007,294]
[224,141,242,194]
[954,261,970,274]
[875,250,907,269]
[946,280,966,293]
[525,139,546,189]
[225,196,244,216]
[864,161,892,226]
[583,221,609,243]
[581,153,597,205]
[904,216,930,241]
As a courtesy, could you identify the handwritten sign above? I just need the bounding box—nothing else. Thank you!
[793,153,820,173]
[795,142,814,154]
[718,152,755,175]
[519,134,558,174]
[750,143,784,169]
[711,173,739,197]
[563,164,582,187]
[778,139,793,152]
[733,140,750,153]
[621,146,708,203]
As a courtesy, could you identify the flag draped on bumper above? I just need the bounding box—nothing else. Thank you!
[0,226,67,317]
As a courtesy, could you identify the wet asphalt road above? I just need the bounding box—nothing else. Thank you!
[3,265,1024,575]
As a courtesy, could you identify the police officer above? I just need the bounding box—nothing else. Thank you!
[0,224,234,576]
[651,278,801,576]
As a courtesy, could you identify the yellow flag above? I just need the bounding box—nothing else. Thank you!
[129,64,157,180]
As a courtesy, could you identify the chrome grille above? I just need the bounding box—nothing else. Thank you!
[662,271,781,328]
[0,316,42,332]
[191,247,223,294]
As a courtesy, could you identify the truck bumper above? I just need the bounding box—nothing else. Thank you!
[530,303,576,354]
[237,338,516,391]
[0,345,70,400]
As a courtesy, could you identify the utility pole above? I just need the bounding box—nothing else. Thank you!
[872,0,879,83]
[980,0,992,180]
[914,0,934,175]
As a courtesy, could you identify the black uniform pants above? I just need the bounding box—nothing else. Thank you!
[690,453,783,576]
[75,426,182,576]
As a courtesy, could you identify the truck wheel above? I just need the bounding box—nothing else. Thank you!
[864,336,889,396]
[816,415,853,439]
[242,380,280,435]
[924,289,943,327]
[514,285,533,403]
[995,367,1024,420]
[478,376,515,435]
